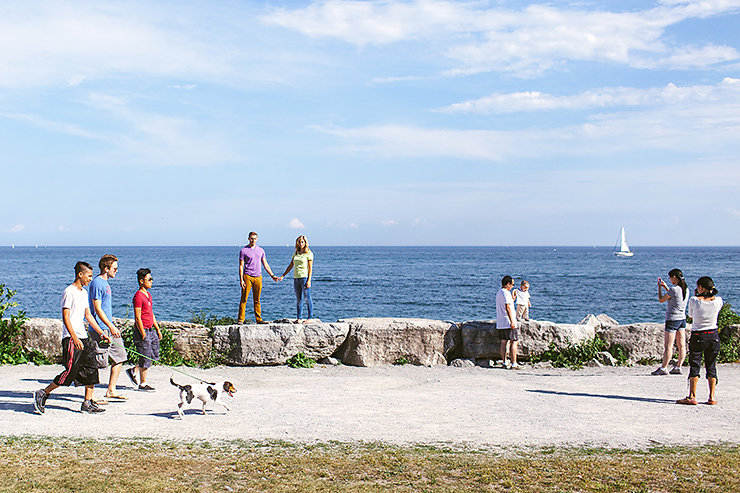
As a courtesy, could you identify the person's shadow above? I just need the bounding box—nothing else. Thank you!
[0,389,81,414]
[526,389,675,404]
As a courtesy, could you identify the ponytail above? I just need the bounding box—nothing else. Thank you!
[696,276,718,298]
[668,268,687,299]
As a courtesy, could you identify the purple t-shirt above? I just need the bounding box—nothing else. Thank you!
[239,246,265,277]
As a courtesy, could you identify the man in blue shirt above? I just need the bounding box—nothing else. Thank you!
[89,254,129,401]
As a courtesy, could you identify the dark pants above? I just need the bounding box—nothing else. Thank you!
[53,337,99,386]
[688,330,720,380]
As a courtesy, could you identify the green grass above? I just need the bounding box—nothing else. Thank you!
[1,437,738,492]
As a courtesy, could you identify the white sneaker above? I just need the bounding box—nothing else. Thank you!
[505,361,512,369]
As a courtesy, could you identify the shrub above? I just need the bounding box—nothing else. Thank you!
[718,303,740,363]
[189,310,238,328]
[531,335,627,370]
[121,325,191,367]
[0,285,50,365]
[286,352,315,368]
[394,355,410,366]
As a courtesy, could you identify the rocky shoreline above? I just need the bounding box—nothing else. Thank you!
[22,315,739,368]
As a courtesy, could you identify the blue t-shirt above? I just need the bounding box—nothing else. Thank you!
[88,275,112,330]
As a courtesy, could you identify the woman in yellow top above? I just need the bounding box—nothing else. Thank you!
[279,235,314,322]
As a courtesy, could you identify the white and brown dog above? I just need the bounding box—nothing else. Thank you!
[170,376,236,418]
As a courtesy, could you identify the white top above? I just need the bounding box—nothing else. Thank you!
[513,289,531,306]
[496,288,515,329]
[687,296,723,331]
[61,284,89,340]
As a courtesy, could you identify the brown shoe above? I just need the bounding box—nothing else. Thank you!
[705,400,718,405]
[676,397,698,405]
[256,320,269,324]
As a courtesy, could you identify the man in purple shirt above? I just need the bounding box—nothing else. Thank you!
[238,231,278,324]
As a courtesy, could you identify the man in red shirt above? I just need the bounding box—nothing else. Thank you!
[125,268,161,391]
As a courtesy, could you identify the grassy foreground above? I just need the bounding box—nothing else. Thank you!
[1,438,738,492]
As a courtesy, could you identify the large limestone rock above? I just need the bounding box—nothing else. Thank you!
[212,322,349,366]
[21,318,63,362]
[335,318,453,367]
[598,323,687,363]
[460,319,598,361]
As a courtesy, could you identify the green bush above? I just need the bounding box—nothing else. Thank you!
[394,355,410,366]
[121,324,192,367]
[286,352,315,368]
[189,310,238,328]
[0,285,50,365]
[531,335,627,370]
[718,303,740,363]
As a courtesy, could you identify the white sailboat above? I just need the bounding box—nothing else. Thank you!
[613,227,634,257]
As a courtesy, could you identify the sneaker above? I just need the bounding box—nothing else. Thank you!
[669,367,682,375]
[510,363,523,370]
[505,361,512,370]
[80,400,106,413]
[651,368,668,376]
[33,389,48,414]
[126,368,138,386]
[138,384,156,392]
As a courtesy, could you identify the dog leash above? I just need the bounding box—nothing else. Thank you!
[107,340,213,385]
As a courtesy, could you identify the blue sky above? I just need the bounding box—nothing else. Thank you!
[1,0,739,246]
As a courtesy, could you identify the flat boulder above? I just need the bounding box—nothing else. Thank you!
[460,319,597,361]
[335,318,453,367]
[21,318,63,362]
[113,318,212,365]
[598,323,684,363]
[212,322,349,366]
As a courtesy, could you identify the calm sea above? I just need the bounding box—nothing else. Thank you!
[1,246,738,324]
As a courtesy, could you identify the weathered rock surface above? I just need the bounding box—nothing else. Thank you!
[450,358,476,368]
[212,322,349,366]
[598,323,682,363]
[335,318,452,367]
[459,319,597,361]
[21,318,64,362]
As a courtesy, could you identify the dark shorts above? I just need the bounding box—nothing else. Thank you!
[133,329,160,369]
[688,330,720,380]
[53,337,99,387]
[497,328,519,341]
[665,319,686,332]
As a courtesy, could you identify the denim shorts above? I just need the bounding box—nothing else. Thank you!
[664,319,686,332]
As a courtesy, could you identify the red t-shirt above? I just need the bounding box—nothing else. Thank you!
[133,290,154,329]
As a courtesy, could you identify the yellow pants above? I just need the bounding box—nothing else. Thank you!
[238,274,263,323]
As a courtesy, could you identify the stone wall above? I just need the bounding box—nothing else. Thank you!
[18,316,738,368]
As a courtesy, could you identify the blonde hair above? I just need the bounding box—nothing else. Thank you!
[294,235,311,255]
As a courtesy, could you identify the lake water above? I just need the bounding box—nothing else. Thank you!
[1,246,738,324]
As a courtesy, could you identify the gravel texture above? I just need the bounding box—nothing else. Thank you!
[4,362,739,448]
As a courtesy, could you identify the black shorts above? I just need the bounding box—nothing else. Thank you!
[497,328,519,341]
[53,337,100,387]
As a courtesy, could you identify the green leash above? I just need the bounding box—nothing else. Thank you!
[107,340,213,384]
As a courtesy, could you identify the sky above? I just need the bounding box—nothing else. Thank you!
[1,0,740,247]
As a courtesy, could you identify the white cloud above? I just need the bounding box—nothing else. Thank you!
[9,224,24,233]
[263,0,740,77]
[288,217,306,229]
[315,84,740,162]
[2,93,241,167]
[440,78,740,114]
[58,225,69,232]
[380,219,399,226]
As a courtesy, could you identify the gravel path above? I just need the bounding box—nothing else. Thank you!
[3,363,739,448]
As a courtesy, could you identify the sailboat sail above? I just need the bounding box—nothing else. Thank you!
[614,227,634,257]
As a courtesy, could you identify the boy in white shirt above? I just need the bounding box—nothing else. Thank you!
[33,261,111,414]
[513,281,532,321]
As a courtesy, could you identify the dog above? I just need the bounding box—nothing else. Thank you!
[170,376,236,418]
